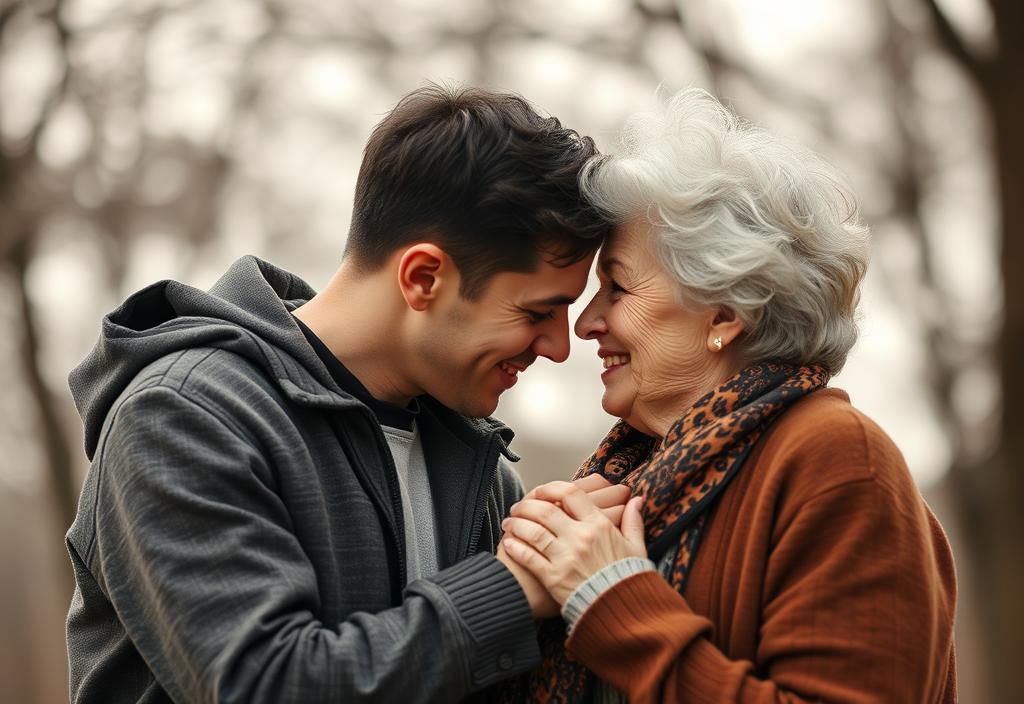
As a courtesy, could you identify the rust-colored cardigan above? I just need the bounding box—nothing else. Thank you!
[567,389,957,703]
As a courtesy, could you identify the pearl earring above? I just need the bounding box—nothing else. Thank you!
[713,337,723,350]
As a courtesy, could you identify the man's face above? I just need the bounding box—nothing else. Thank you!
[416,254,594,417]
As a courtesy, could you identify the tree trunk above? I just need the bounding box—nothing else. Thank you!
[989,61,1024,704]
[919,0,1023,698]
[10,241,77,536]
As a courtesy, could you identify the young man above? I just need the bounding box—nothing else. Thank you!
[64,85,617,702]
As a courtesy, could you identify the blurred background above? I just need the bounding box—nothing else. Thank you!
[1,0,1019,701]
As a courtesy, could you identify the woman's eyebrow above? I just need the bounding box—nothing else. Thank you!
[598,258,626,276]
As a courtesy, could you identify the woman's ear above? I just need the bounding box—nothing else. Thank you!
[396,243,453,311]
[707,306,744,353]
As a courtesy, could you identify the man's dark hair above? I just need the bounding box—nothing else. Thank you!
[344,84,612,298]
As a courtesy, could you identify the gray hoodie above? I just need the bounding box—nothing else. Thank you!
[65,255,540,703]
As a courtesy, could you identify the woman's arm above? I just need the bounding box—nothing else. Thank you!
[506,478,956,704]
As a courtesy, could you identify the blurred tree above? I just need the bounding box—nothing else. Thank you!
[2,0,80,535]
[920,1,1023,700]
[664,0,1020,697]
[0,0,1016,701]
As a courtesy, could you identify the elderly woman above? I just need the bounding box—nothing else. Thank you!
[499,89,957,703]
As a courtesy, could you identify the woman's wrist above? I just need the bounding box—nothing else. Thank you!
[561,556,656,630]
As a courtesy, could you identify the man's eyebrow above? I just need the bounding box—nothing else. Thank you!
[522,294,578,307]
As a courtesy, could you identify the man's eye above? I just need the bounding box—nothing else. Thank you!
[526,309,555,323]
[608,280,626,296]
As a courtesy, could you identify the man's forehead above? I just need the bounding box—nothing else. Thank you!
[500,256,592,304]
[520,293,578,307]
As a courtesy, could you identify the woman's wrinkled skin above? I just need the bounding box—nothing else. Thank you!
[502,222,746,604]
[574,221,744,437]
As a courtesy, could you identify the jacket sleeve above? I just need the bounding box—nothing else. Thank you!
[88,386,539,703]
[565,477,957,704]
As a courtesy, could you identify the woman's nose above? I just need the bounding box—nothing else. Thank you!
[574,294,607,340]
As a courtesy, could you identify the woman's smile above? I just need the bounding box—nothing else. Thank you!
[599,349,631,380]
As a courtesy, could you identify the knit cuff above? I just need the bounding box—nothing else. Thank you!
[561,556,657,630]
[428,552,540,689]
[565,570,713,698]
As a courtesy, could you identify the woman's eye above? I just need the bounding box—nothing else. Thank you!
[608,280,626,297]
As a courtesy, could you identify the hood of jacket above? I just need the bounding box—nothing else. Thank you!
[69,255,514,459]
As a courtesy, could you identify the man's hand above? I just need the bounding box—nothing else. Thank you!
[496,538,560,618]
[497,474,631,618]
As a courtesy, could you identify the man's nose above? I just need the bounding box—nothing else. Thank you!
[533,310,572,363]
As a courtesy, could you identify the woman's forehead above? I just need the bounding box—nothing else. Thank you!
[600,223,651,268]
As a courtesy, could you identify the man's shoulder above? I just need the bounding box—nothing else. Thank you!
[123,347,278,401]
[104,347,290,445]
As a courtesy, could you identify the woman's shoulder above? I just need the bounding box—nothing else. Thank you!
[752,387,915,500]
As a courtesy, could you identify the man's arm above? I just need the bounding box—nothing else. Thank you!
[90,386,539,703]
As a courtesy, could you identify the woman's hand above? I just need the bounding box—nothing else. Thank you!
[523,473,633,526]
[501,481,647,606]
[496,474,632,618]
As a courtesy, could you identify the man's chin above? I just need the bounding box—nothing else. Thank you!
[437,390,500,419]
[466,396,500,419]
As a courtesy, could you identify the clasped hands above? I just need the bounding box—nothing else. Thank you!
[496,475,647,619]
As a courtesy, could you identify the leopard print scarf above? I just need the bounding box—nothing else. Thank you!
[499,361,830,703]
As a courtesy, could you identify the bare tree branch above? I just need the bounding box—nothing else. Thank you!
[921,0,990,88]
[0,1,22,37]
[25,0,73,154]
[9,239,76,536]
[633,0,683,24]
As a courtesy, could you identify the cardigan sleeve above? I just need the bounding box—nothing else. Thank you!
[565,476,957,704]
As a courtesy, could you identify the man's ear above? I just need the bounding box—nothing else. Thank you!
[707,306,745,352]
[396,243,454,312]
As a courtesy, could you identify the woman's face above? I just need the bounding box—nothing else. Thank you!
[575,222,728,437]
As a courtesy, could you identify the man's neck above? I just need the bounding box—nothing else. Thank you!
[293,265,419,406]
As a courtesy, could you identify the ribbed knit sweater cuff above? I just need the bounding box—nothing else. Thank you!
[566,570,713,698]
[561,556,657,630]
[429,552,541,689]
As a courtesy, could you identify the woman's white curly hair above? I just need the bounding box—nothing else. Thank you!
[581,88,870,373]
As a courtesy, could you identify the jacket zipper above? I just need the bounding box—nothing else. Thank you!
[463,433,502,558]
[340,410,407,594]
[369,420,407,590]
[354,411,504,581]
